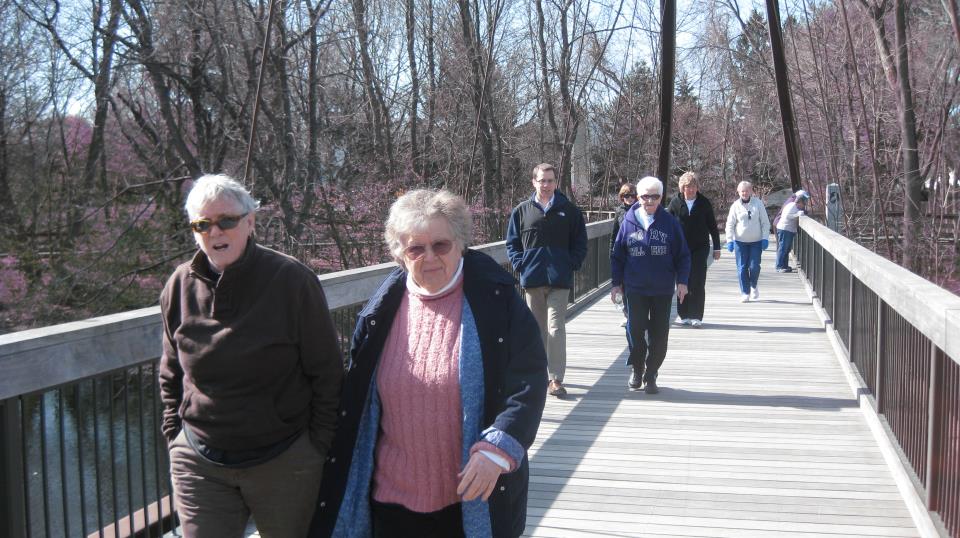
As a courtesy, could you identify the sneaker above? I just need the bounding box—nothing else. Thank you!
[644,380,659,394]
[776,267,793,273]
[675,316,691,325]
[740,294,750,303]
[691,319,702,327]
[628,368,643,390]
[620,319,627,327]
[548,380,567,397]
[750,287,759,300]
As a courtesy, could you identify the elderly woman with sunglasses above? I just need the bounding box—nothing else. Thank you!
[159,174,343,537]
[610,176,690,394]
[310,189,547,538]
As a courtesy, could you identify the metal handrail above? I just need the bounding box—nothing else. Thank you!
[796,216,960,536]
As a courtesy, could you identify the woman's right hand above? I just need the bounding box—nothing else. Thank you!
[610,286,623,303]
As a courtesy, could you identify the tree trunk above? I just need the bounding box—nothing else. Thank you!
[0,86,21,232]
[894,0,922,271]
[406,0,420,176]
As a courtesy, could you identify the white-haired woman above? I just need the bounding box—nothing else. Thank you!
[610,176,690,394]
[311,189,548,538]
[159,174,343,537]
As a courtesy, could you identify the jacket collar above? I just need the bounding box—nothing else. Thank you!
[624,203,666,227]
[358,249,513,318]
[188,236,259,285]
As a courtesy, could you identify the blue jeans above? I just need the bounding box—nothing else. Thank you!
[776,230,795,270]
[734,241,763,294]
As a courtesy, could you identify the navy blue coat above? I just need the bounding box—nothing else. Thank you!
[309,249,548,538]
[505,191,588,289]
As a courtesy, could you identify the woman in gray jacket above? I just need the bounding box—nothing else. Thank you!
[724,181,770,302]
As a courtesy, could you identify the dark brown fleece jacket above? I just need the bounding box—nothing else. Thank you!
[159,239,342,453]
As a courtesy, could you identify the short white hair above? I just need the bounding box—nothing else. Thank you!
[637,176,663,195]
[185,174,260,219]
[384,189,472,266]
[737,181,753,191]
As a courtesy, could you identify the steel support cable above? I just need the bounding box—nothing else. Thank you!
[242,0,279,186]
[764,0,803,192]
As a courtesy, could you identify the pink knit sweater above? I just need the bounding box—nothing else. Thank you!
[373,276,465,512]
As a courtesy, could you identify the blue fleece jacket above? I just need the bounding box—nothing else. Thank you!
[611,204,691,296]
[505,191,587,289]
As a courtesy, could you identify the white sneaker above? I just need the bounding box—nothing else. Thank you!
[740,294,750,303]
[675,316,690,325]
[750,287,759,300]
[620,319,627,327]
[691,319,702,327]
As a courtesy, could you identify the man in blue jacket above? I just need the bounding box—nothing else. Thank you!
[506,163,588,397]
[611,176,690,394]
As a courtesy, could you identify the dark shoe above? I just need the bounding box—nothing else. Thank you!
[644,380,659,394]
[628,368,643,390]
[548,380,567,397]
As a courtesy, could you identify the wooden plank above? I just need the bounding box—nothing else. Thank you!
[524,252,920,536]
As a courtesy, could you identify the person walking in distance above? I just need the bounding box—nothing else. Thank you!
[611,184,637,328]
[725,181,771,302]
[666,172,721,327]
[610,176,690,394]
[774,190,810,272]
[506,163,588,398]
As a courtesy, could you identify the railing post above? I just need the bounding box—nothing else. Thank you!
[876,301,886,412]
[1,398,26,538]
[925,347,943,511]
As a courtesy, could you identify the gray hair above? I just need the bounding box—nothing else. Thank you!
[737,181,753,191]
[185,174,260,220]
[637,176,663,195]
[384,189,472,266]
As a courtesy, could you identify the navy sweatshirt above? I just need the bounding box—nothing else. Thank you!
[611,204,691,296]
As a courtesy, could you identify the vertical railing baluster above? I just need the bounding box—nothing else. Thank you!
[848,270,855,361]
[76,383,88,536]
[58,389,70,536]
[40,394,52,538]
[2,398,27,538]
[876,301,886,413]
[151,366,164,537]
[925,347,942,507]
[109,375,119,538]
[123,370,134,537]
[93,379,104,538]
[137,366,150,536]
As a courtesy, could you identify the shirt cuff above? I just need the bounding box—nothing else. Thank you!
[478,450,511,471]
[480,427,525,469]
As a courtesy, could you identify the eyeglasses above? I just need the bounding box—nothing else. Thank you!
[190,213,248,234]
[534,178,556,185]
[639,194,661,201]
[404,239,455,260]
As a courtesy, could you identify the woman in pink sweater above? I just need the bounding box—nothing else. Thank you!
[311,189,548,538]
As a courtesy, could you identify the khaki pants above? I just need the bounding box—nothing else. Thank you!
[524,286,569,382]
[169,430,325,538]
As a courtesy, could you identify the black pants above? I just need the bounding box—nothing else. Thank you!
[677,245,709,321]
[624,293,672,383]
[372,500,465,538]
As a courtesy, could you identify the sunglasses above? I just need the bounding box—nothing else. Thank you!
[190,213,248,234]
[404,239,455,260]
[640,194,661,201]
[622,193,637,200]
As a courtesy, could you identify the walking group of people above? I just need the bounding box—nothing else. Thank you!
[158,167,808,537]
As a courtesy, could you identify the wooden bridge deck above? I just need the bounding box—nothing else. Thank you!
[523,253,919,537]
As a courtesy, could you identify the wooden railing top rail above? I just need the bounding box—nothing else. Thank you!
[800,216,960,363]
[0,220,613,400]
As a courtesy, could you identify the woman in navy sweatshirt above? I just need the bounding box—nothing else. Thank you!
[610,176,691,394]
